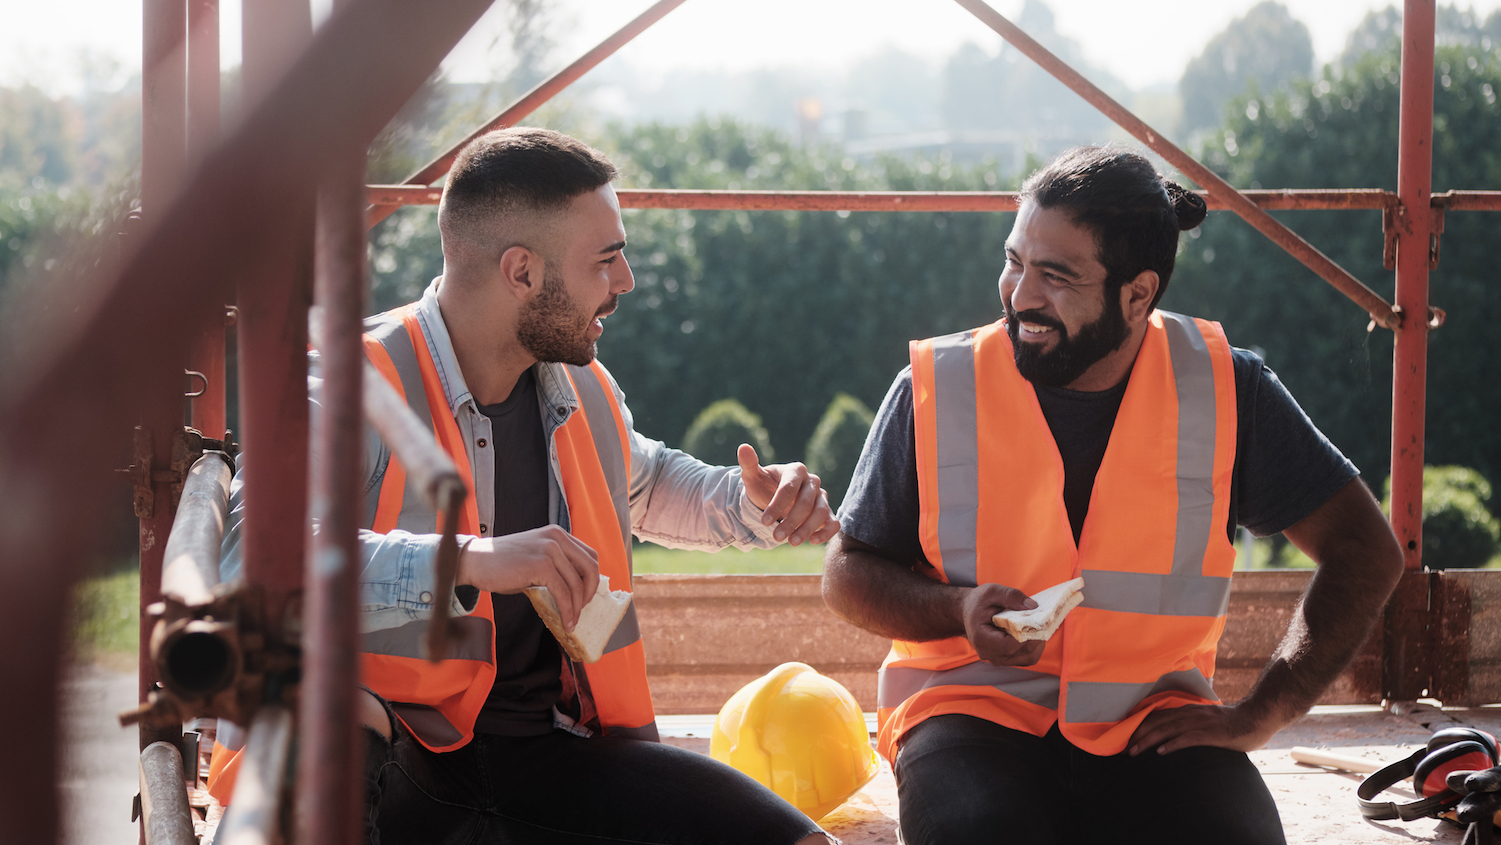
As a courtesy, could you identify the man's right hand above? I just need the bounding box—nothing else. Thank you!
[961,584,1046,666]
[456,526,600,631]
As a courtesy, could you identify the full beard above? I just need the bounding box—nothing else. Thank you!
[516,265,614,367]
[1004,295,1131,388]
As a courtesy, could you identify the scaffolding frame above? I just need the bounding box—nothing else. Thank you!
[0,1,1485,842]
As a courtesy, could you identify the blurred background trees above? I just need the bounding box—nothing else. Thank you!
[6,1,1500,566]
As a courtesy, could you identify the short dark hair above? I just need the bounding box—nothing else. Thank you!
[1018,146,1206,309]
[439,127,617,246]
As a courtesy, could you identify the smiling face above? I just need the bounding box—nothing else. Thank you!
[516,184,634,366]
[999,202,1134,390]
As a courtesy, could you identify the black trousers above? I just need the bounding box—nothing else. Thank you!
[893,714,1287,845]
[364,722,823,845]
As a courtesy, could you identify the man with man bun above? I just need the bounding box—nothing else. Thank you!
[823,146,1404,843]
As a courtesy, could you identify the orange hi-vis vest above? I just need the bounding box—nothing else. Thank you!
[208,304,656,803]
[359,304,657,751]
[876,310,1238,761]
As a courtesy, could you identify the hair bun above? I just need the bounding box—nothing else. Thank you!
[1166,181,1208,231]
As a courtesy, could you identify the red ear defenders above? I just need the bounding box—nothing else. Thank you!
[1358,728,1500,821]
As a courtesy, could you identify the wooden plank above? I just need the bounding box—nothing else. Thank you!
[634,570,1390,714]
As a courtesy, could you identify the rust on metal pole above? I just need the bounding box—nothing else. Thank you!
[0,0,494,841]
[368,185,1400,213]
[238,0,314,635]
[367,0,692,228]
[298,146,368,845]
[1391,0,1437,571]
[952,0,1401,330]
[139,742,197,845]
[141,0,191,770]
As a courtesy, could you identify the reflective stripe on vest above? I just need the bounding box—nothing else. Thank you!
[357,304,493,753]
[356,305,657,749]
[557,364,658,740]
[879,311,1237,760]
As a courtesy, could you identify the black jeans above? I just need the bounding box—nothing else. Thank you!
[893,714,1287,845]
[364,721,823,845]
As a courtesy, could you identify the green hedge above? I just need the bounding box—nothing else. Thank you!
[1383,466,1500,569]
[681,398,775,468]
[805,393,875,510]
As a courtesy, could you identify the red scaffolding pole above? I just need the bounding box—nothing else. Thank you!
[1391,0,1437,572]
[140,0,189,764]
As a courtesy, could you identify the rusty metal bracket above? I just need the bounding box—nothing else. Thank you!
[120,582,299,731]
[117,427,238,517]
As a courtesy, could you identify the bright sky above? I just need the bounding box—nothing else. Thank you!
[6,0,1501,95]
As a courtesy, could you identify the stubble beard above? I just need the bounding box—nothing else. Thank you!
[1004,291,1132,388]
[516,264,613,367]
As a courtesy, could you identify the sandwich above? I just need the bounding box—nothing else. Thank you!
[992,577,1085,642]
[525,574,633,664]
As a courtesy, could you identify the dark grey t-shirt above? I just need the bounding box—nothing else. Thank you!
[838,348,1358,563]
[472,368,562,737]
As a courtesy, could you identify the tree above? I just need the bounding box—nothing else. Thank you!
[1340,5,1501,67]
[1179,2,1314,136]
[1381,467,1500,568]
[805,394,875,510]
[940,0,1118,144]
[1167,41,1501,492]
[682,399,775,467]
[592,117,1019,462]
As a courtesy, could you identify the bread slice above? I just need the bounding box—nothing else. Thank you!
[992,577,1085,643]
[525,575,633,664]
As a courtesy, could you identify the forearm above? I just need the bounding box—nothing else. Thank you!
[1238,479,1404,728]
[628,436,778,551]
[822,533,967,641]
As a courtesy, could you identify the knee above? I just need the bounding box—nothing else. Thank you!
[357,689,394,740]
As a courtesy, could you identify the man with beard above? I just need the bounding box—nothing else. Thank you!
[216,128,839,844]
[822,146,1402,844]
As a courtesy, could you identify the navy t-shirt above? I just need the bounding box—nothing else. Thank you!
[838,347,1359,562]
[471,368,562,736]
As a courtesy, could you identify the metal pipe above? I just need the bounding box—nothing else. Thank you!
[369,185,1402,213]
[1433,190,1501,210]
[160,454,232,607]
[952,0,1402,330]
[298,138,368,845]
[187,0,220,159]
[151,453,238,710]
[237,0,313,637]
[308,310,468,660]
[1391,0,1438,571]
[188,0,226,440]
[366,0,691,229]
[139,742,197,845]
[0,1,493,840]
[427,480,467,661]
[140,0,191,780]
[214,706,294,845]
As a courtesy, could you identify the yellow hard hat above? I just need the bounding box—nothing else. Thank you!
[710,662,879,820]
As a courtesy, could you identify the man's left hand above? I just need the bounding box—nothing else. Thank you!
[737,444,840,546]
[1126,702,1284,756]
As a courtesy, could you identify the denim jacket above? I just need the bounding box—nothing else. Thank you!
[220,278,780,633]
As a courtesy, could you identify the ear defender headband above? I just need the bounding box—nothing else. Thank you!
[1358,728,1500,821]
